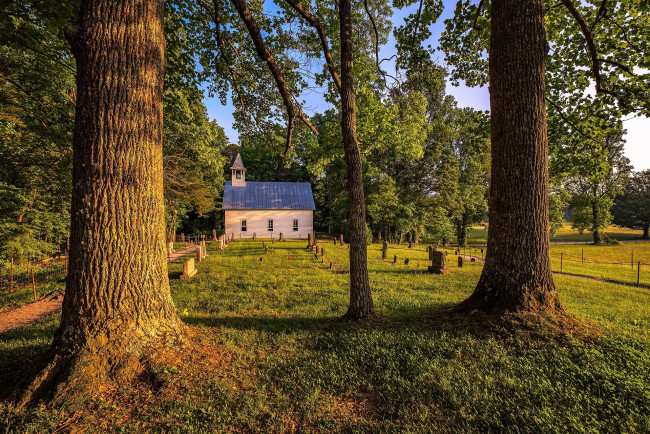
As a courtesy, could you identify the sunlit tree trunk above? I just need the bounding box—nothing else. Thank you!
[22,0,187,405]
[340,0,374,319]
[460,0,564,314]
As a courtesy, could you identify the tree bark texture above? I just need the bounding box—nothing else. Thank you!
[23,0,187,405]
[461,0,564,314]
[340,0,374,319]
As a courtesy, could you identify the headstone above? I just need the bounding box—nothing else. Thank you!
[404,258,410,265]
[265,246,269,255]
[329,262,333,269]
[196,246,202,263]
[202,240,207,258]
[382,241,389,260]
[333,237,337,245]
[428,246,434,260]
[180,258,197,279]
[408,240,412,249]
[213,229,217,241]
[471,258,476,262]
[260,257,264,261]
[393,254,398,264]
[253,232,256,240]
[428,251,450,274]
[315,246,319,254]
[321,247,325,257]
[458,256,464,267]
[167,242,174,256]
[339,234,344,246]
[280,232,284,241]
[307,233,314,249]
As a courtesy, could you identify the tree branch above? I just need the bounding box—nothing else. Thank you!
[230,0,318,153]
[472,0,485,30]
[560,0,631,109]
[283,0,342,91]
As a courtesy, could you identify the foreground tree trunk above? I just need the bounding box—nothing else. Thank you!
[22,0,187,405]
[591,200,603,244]
[459,0,564,314]
[340,0,374,319]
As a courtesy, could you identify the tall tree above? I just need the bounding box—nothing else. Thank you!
[613,170,650,239]
[23,0,187,404]
[459,0,564,313]
[566,129,632,244]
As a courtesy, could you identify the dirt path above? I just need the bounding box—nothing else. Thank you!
[0,292,64,335]
[168,245,198,262]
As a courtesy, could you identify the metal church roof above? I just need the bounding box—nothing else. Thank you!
[222,181,316,210]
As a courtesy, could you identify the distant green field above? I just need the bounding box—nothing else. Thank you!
[466,224,645,244]
[2,239,649,432]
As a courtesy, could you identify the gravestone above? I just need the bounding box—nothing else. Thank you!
[404,258,410,265]
[180,258,197,280]
[428,251,450,274]
[308,233,314,249]
[196,246,202,263]
[382,241,389,260]
[339,234,344,246]
[428,246,434,260]
[202,240,207,258]
[265,246,269,255]
[393,255,398,264]
[329,262,333,269]
[213,229,217,241]
[315,246,319,254]
[279,232,284,241]
[321,247,325,257]
[167,242,174,256]
[333,237,337,245]
[253,232,256,240]
[458,256,463,267]
[408,240,412,249]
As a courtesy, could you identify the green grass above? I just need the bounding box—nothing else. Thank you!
[1,239,649,432]
[467,224,645,244]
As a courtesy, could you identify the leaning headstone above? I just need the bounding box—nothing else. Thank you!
[458,256,464,267]
[167,242,174,256]
[428,251,450,274]
[180,258,197,280]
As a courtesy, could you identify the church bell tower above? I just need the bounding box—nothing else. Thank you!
[231,153,246,187]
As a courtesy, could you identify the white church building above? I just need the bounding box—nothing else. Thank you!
[222,154,315,239]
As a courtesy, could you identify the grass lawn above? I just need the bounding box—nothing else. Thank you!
[1,239,649,432]
[466,224,645,244]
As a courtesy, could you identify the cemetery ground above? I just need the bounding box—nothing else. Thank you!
[1,240,649,431]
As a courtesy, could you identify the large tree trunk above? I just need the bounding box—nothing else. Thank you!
[340,0,374,319]
[22,0,187,405]
[643,225,649,240]
[459,0,564,314]
[591,200,603,244]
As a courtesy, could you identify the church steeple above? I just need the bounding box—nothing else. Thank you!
[231,153,246,187]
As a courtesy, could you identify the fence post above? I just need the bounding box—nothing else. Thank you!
[561,253,563,273]
[31,266,36,301]
[581,248,584,264]
[637,261,641,288]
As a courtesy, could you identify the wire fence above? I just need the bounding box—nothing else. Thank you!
[0,255,67,298]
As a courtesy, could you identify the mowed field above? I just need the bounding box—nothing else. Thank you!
[467,224,645,244]
[1,239,649,432]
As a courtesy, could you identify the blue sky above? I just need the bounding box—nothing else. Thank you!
[202,0,649,170]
